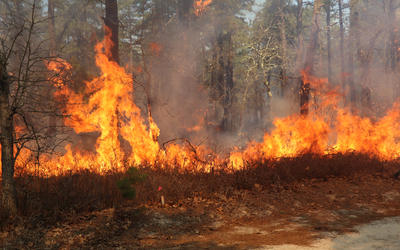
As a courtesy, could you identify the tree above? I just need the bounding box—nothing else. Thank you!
[347,0,359,110]
[105,0,119,63]
[47,0,57,139]
[324,0,332,82]
[207,0,254,132]
[384,0,400,99]
[48,0,56,57]
[279,1,289,97]
[300,0,323,115]
[338,0,345,95]
[0,52,17,217]
[0,0,66,216]
[212,30,235,131]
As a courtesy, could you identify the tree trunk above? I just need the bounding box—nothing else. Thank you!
[388,0,397,72]
[280,3,288,97]
[214,31,234,132]
[338,0,345,98]
[0,58,17,217]
[348,0,359,110]
[386,0,399,99]
[47,0,57,139]
[325,0,332,82]
[300,0,322,115]
[105,0,119,64]
[294,0,304,113]
[48,0,56,57]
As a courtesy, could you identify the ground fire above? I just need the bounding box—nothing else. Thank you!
[4,1,400,249]
[2,35,398,177]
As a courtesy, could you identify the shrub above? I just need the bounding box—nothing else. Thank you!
[117,167,147,199]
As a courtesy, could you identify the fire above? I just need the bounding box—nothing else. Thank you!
[194,0,213,16]
[3,34,400,177]
[149,42,162,56]
[229,72,400,169]
[44,35,161,174]
[39,35,211,175]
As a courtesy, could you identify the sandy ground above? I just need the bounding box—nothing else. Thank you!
[265,216,400,250]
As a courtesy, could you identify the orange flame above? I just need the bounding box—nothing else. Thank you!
[229,72,400,169]
[3,33,400,177]
[44,34,160,174]
[194,0,213,16]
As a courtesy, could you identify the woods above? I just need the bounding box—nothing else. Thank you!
[3,1,400,248]
[1,0,400,222]
[2,0,399,135]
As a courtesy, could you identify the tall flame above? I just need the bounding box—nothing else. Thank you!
[44,35,160,174]
[2,34,400,177]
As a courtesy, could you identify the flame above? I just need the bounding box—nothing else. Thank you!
[44,34,161,174]
[229,72,400,169]
[149,42,162,56]
[194,0,212,16]
[38,34,211,175]
[2,33,400,177]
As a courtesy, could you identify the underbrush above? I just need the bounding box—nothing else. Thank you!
[2,153,399,224]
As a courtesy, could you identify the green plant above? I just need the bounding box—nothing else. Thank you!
[117,167,147,199]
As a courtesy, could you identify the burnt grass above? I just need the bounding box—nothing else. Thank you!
[3,152,399,224]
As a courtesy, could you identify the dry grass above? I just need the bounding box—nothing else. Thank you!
[2,153,399,224]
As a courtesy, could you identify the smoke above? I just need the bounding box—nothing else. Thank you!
[144,22,210,146]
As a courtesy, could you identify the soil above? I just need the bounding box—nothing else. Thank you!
[2,173,400,249]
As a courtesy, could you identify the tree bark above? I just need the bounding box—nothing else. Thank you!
[386,0,399,99]
[47,0,57,139]
[338,0,345,98]
[325,0,332,82]
[280,3,288,97]
[48,0,56,57]
[0,57,17,217]
[294,0,305,114]
[294,0,304,72]
[213,31,234,132]
[105,0,119,64]
[300,0,322,115]
[348,0,359,110]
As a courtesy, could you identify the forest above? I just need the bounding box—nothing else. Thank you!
[2,0,400,248]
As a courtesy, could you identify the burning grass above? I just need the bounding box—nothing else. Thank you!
[1,34,394,179]
[3,34,400,225]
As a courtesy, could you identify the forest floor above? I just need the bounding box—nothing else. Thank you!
[2,171,400,249]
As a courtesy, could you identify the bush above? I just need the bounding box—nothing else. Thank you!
[117,167,147,199]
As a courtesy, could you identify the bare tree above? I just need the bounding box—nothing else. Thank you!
[0,0,66,216]
[0,51,17,216]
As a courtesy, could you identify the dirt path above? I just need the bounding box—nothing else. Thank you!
[266,216,400,250]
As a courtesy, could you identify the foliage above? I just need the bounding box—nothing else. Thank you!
[117,167,147,199]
